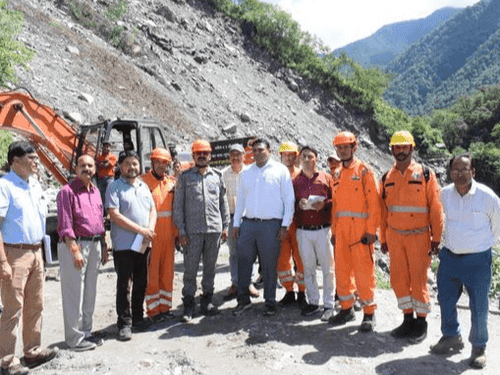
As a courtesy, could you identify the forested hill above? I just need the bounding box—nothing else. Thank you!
[333,7,460,70]
[383,0,500,116]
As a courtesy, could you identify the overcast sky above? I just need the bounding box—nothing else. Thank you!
[261,0,482,50]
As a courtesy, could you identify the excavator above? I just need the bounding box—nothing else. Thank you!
[0,88,173,184]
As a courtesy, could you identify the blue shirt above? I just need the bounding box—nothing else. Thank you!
[106,177,154,251]
[0,171,46,244]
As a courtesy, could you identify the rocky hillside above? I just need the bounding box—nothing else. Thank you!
[8,0,393,177]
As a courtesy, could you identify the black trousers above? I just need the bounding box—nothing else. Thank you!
[113,249,149,328]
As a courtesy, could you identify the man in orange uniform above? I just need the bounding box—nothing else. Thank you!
[141,148,178,321]
[276,142,306,308]
[96,141,117,213]
[380,131,443,343]
[329,132,380,332]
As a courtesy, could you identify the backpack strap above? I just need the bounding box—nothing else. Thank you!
[381,171,389,200]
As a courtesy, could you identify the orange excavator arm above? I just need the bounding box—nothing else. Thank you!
[0,89,95,185]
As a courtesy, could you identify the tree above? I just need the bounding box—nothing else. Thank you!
[0,1,35,86]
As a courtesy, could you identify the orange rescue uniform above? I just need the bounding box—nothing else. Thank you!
[96,152,117,179]
[331,158,380,314]
[277,167,305,292]
[380,161,443,317]
[141,171,178,318]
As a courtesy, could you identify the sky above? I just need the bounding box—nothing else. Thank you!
[261,0,482,50]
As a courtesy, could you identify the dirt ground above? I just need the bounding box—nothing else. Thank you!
[5,242,494,375]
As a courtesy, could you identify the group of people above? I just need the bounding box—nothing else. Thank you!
[0,126,498,374]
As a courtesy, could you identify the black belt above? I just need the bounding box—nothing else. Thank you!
[297,224,330,231]
[77,235,102,242]
[243,217,279,222]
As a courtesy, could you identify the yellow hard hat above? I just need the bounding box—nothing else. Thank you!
[191,139,212,153]
[389,130,415,147]
[150,148,172,162]
[333,131,357,146]
[279,141,299,154]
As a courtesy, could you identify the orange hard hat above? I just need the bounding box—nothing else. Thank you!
[279,141,299,154]
[333,131,357,146]
[191,139,212,153]
[390,130,415,147]
[150,148,172,162]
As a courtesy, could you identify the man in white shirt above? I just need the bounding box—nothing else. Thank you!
[430,153,500,369]
[232,139,295,316]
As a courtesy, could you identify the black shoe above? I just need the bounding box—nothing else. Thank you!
[71,339,97,352]
[181,296,195,322]
[297,292,307,309]
[223,285,238,301]
[301,304,320,316]
[469,346,486,369]
[132,319,151,333]
[233,301,252,316]
[359,314,375,332]
[391,313,415,338]
[278,291,296,307]
[329,308,355,325]
[117,326,132,341]
[85,335,104,347]
[262,305,277,316]
[408,318,427,344]
[200,302,219,316]
[430,335,464,355]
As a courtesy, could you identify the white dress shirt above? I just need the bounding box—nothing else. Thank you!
[233,159,295,227]
[441,179,500,254]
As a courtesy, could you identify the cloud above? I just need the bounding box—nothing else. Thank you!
[262,0,481,50]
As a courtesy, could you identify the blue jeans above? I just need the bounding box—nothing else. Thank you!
[236,219,281,308]
[437,247,492,348]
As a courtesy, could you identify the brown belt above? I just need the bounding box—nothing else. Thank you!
[4,242,42,250]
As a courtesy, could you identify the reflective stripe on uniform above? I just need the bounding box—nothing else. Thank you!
[397,296,413,310]
[389,226,429,235]
[413,298,431,315]
[278,270,294,283]
[336,211,369,218]
[295,272,305,285]
[157,211,173,218]
[338,293,355,302]
[387,206,429,214]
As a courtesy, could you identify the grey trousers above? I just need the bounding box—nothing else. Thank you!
[182,233,221,298]
[58,240,101,348]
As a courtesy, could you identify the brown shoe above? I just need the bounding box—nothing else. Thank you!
[23,348,57,368]
[223,285,238,301]
[248,284,260,298]
[470,346,486,369]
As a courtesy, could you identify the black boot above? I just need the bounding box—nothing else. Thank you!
[181,296,195,322]
[278,291,296,306]
[297,291,307,309]
[200,293,219,316]
[391,313,415,338]
[408,316,428,343]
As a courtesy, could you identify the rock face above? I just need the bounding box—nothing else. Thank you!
[9,0,394,175]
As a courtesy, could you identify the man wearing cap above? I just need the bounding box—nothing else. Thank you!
[380,130,443,343]
[57,155,107,352]
[221,144,259,301]
[141,148,178,321]
[0,141,57,375]
[327,152,341,176]
[174,140,229,322]
[107,150,157,341]
[232,138,295,317]
[329,132,380,332]
[96,141,117,212]
[277,141,306,309]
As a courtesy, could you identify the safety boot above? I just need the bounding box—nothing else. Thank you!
[359,314,376,332]
[200,293,219,316]
[391,313,415,338]
[278,291,296,306]
[297,291,307,309]
[181,296,195,322]
[408,317,427,344]
[430,335,464,355]
[329,307,355,325]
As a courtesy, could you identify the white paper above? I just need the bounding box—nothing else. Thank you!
[304,195,325,210]
[131,234,144,253]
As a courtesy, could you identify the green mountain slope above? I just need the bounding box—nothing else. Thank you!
[333,7,461,69]
[384,0,500,116]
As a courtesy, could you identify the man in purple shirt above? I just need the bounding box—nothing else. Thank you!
[57,155,108,352]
